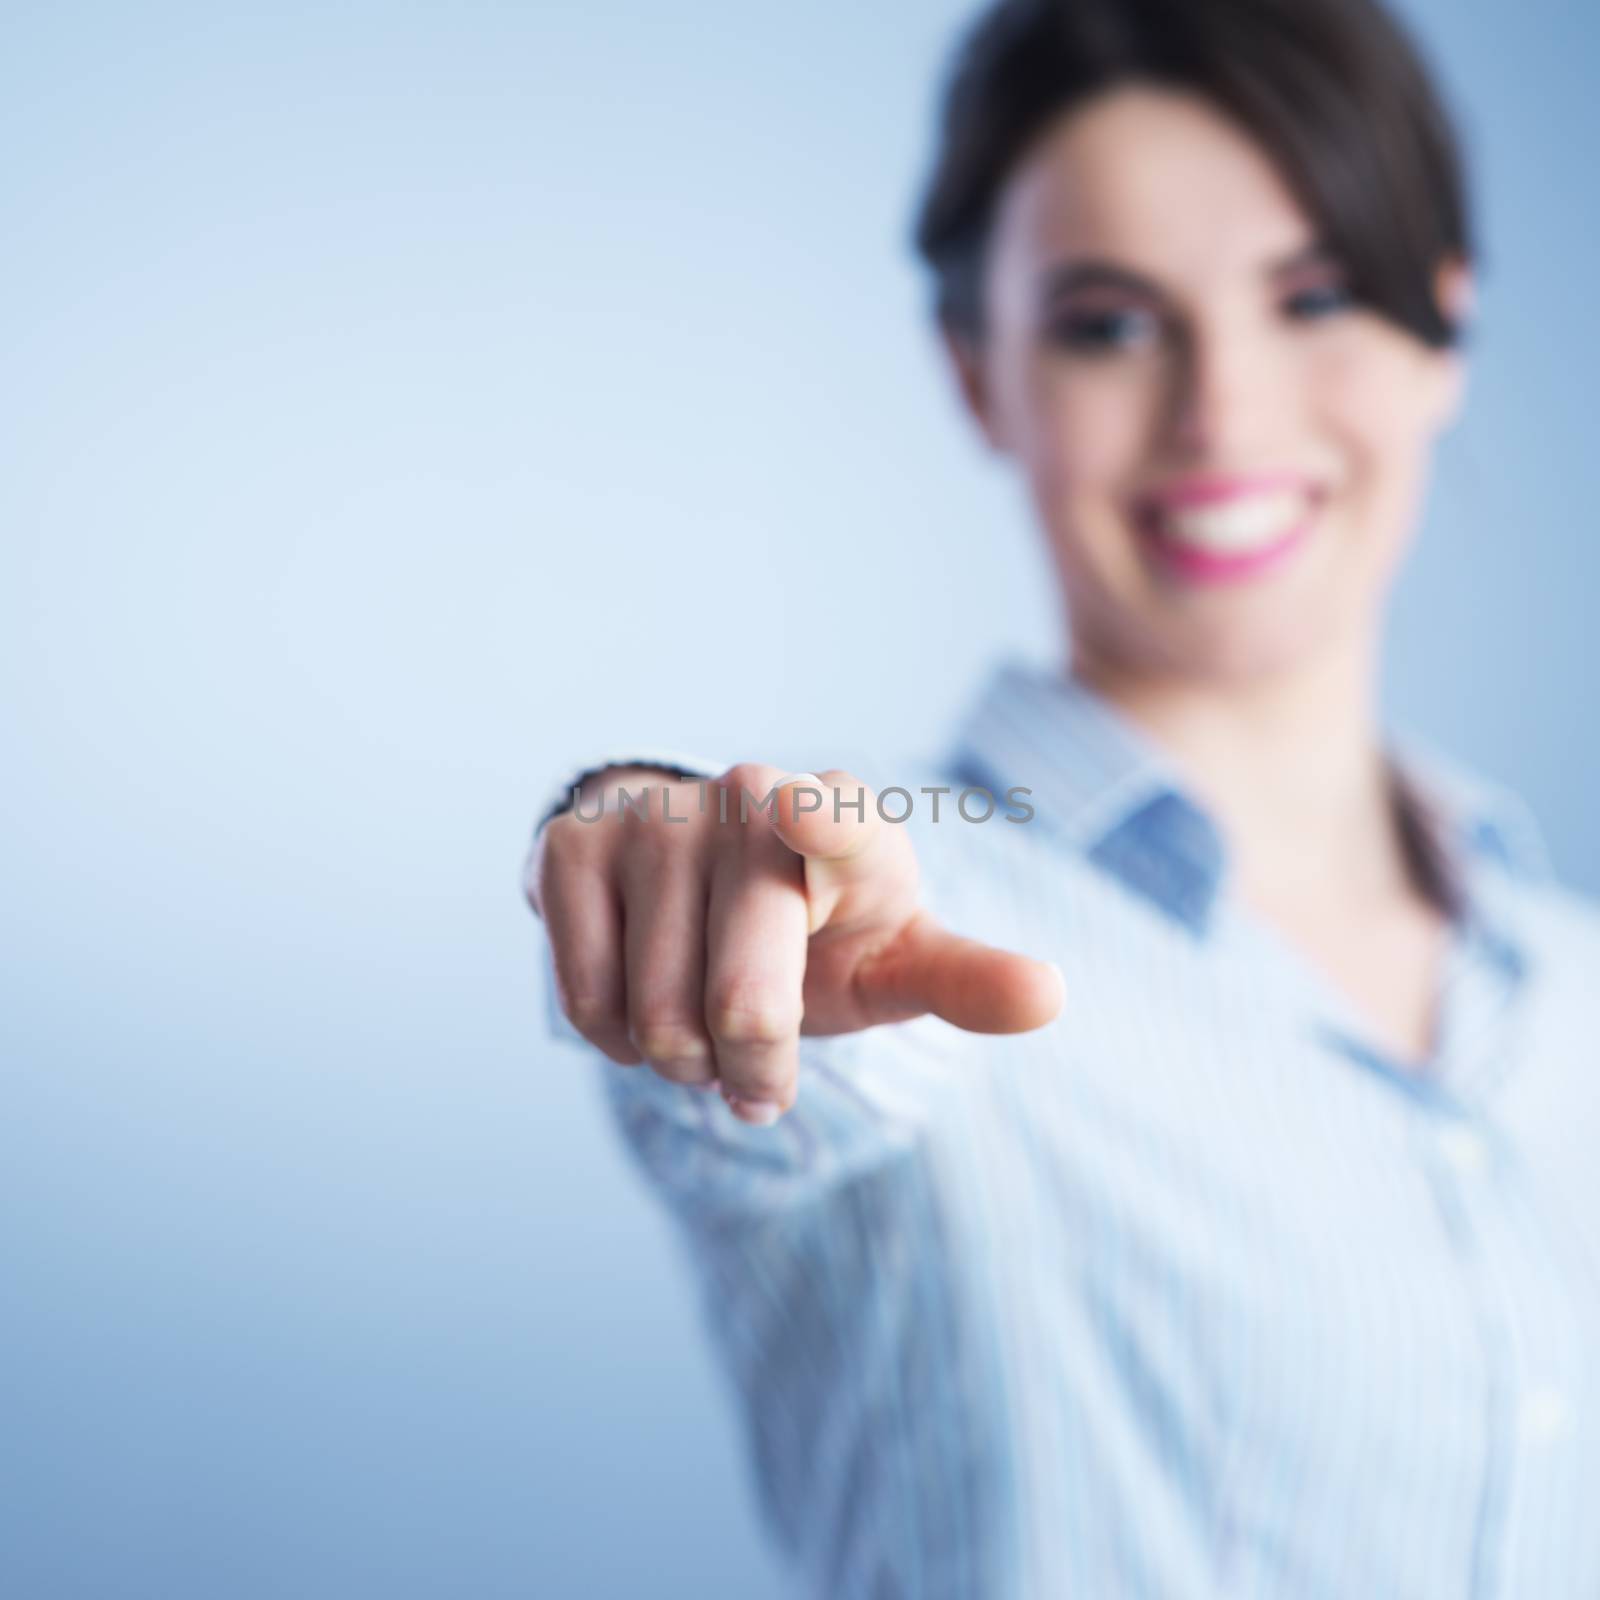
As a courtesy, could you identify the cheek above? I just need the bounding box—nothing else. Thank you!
[1021,369,1164,614]
[1022,365,1156,506]
[1300,337,1447,596]
[1312,336,1442,499]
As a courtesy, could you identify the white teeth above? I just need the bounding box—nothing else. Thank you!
[1151,489,1310,553]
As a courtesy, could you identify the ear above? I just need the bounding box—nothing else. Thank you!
[1436,252,1476,329]
[1430,254,1476,430]
[939,323,1008,456]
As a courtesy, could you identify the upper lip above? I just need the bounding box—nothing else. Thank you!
[1139,471,1318,513]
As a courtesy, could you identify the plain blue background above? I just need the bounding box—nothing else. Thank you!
[4,2,1596,1595]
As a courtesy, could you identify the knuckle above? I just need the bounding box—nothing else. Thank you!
[630,814,679,862]
[545,809,578,841]
[706,990,803,1046]
[565,994,623,1039]
[719,759,775,791]
[543,812,608,877]
[631,1016,712,1068]
[717,761,783,818]
[542,811,587,857]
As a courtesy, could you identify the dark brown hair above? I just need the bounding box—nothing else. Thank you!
[910,0,1475,349]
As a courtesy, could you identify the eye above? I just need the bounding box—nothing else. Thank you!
[1284,283,1354,320]
[1048,306,1161,354]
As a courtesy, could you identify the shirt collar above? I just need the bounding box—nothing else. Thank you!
[945,654,1550,956]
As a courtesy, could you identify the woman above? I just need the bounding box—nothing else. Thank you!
[526,0,1600,1593]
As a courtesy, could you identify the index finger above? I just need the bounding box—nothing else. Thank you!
[751,768,920,937]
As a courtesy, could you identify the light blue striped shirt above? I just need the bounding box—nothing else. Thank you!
[541,656,1600,1598]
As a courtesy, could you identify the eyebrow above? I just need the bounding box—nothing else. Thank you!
[1038,241,1339,305]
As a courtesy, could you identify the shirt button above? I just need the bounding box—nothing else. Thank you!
[1436,1122,1489,1178]
[1518,1385,1571,1443]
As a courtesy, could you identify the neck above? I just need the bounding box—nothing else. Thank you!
[1068,632,1422,912]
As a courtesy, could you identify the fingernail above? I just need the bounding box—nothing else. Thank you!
[688,1078,721,1093]
[725,1095,782,1125]
[774,772,820,791]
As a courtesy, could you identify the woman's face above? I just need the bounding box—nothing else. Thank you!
[946,83,1473,686]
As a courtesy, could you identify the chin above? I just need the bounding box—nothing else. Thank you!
[1137,606,1344,685]
[1062,539,1365,686]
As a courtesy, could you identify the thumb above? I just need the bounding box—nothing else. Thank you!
[856,911,1066,1034]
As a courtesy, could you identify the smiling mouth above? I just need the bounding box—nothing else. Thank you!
[1134,485,1323,583]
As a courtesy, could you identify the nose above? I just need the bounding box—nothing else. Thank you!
[1161,321,1282,462]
